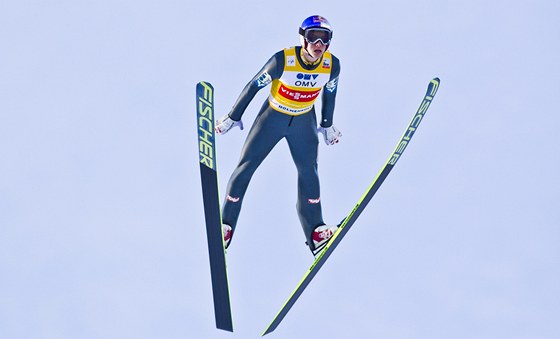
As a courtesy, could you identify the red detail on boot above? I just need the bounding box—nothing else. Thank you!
[313,227,333,243]
[223,227,232,243]
[223,224,232,247]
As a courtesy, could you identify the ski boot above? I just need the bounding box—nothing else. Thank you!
[222,224,232,249]
[311,224,339,255]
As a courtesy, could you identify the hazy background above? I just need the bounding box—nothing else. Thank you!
[1,0,559,338]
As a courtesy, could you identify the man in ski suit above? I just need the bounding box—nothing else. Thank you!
[216,15,341,254]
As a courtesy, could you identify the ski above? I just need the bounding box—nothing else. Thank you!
[262,78,440,336]
[196,81,233,332]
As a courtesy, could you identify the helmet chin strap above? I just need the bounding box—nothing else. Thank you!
[304,42,313,59]
[302,44,317,64]
[302,42,326,64]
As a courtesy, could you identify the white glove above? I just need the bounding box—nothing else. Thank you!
[215,114,244,135]
[318,125,342,145]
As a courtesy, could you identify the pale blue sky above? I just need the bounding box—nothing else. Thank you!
[1,1,559,338]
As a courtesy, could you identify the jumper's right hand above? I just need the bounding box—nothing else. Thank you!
[215,114,244,135]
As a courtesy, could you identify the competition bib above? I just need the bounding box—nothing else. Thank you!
[268,47,332,115]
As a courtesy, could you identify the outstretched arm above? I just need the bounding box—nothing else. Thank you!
[319,55,340,128]
[318,56,341,145]
[228,51,284,121]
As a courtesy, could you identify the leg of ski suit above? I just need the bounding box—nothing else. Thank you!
[222,102,324,246]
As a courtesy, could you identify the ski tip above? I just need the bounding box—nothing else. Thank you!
[429,78,440,95]
[197,81,214,89]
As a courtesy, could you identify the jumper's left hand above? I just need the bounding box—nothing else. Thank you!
[318,125,342,145]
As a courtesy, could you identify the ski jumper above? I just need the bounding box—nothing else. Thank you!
[222,46,340,247]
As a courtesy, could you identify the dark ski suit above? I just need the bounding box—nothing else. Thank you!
[222,46,340,248]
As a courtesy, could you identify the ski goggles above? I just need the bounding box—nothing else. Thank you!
[302,28,332,45]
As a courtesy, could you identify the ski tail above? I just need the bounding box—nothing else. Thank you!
[262,77,440,336]
[197,81,234,332]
